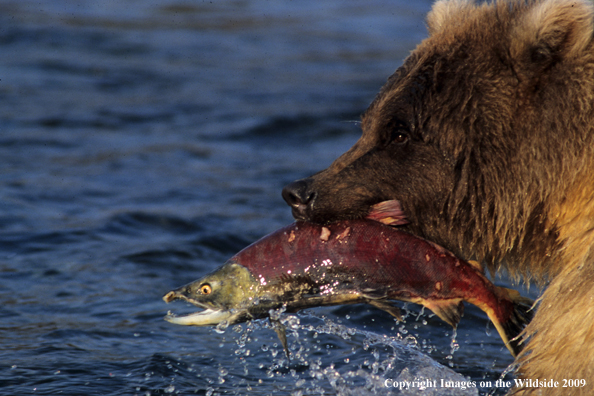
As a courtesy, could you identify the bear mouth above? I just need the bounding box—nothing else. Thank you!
[289,203,310,221]
[365,200,409,226]
[290,199,409,228]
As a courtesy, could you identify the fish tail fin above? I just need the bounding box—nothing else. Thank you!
[488,288,535,357]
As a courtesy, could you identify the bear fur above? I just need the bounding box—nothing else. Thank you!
[281,0,594,394]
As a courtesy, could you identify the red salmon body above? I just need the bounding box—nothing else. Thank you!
[233,220,492,307]
[164,218,533,357]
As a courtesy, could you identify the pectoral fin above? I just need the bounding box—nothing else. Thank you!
[423,299,464,328]
[270,318,290,361]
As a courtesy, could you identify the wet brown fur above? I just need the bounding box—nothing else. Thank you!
[286,1,594,394]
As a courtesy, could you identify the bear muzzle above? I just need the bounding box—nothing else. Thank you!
[282,178,317,221]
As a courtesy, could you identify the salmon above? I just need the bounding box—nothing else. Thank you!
[163,201,533,357]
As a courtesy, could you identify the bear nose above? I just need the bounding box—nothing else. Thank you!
[282,179,316,220]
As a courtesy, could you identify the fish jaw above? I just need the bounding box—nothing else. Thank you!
[164,308,237,326]
[162,262,260,327]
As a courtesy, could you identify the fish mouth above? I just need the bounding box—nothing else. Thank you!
[163,290,235,326]
[164,308,234,326]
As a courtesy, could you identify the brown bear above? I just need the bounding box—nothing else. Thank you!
[281,0,594,394]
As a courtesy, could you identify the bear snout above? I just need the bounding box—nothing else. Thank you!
[282,178,317,221]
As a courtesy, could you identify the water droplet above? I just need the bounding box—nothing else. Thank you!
[215,320,229,334]
[405,335,418,347]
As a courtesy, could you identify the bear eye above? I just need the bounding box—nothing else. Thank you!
[382,120,410,147]
[390,130,408,144]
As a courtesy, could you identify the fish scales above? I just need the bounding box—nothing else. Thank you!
[234,221,503,313]
[164,215,534,357]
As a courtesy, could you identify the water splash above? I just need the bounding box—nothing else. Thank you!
[486,361,517,396]
[191,312,478,395]
[445,329,460,368]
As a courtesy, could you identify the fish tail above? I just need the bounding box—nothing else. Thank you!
[488,288,535,357]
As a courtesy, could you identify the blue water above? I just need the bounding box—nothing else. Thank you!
[0,1,539,395]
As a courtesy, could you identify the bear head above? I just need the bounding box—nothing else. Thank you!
[282,0,594,274]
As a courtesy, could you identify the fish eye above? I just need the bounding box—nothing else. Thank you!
[200,284,212,295]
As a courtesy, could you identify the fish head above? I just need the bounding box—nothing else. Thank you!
[163,262,260,326]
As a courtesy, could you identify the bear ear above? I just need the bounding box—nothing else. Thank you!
[512,0,594,67]
[426,0,475,35]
